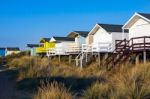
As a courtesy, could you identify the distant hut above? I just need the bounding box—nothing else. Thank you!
[48,36,75,56]
[5,47,20,56]
[0,48,6,57]
[35,38,55,56]
[27,44,41,56]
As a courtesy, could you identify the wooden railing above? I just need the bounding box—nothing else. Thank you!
[115,36,150,52]
[82,44,92,52]
[47,48,56,57]
[115,39,130,52]
[105,36,150,68]
[82,43,112,53]
[130,36,150,51]
[92,42,112,52]
[67,45,81,53]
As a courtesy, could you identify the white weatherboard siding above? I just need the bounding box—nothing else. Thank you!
[129,18,150,39]
[75,35,86,46]
[90,27,127,52]
[75,37,79,46]
[129,18,150,43]
[31,48,37,56]
[91,27,112,52]
[85,35,93,45]
[93,27,112,44]
[85,36,89,45]
[55,41,75,55]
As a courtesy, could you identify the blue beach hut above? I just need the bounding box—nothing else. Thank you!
[0,48,6,57]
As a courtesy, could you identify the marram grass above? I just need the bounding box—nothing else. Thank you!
[8,56,150,99]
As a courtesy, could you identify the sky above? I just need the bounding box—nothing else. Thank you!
[0,0,150,50]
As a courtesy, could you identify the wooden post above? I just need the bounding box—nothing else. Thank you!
[69,55,72,64]
[98,52,100,67]
[59,55,61,63]
[132,38,134,52]
[86,52,88,62]
[135,54,140,65]
[76,59,78,67]
[104,53,108,60]
[143,51,146,64]
[49,56,51,61]
[80,58,83,69]
[80,52,83,69]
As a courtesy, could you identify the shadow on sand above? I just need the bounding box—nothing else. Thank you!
[17,75,107,94]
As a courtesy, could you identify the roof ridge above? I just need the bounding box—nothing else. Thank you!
[53,36,72,38]
[137,12,150,21]
[137,12,150,15]
[97,23,123,26]
[74,31,89,32]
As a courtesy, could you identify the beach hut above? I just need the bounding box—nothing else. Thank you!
[27,44,41,56]
[105,12,150,67]
[86,23,129,52]
[67,31,89,53]
[5,47,20,56]
[123,12,150,41]
[75,24,129,68]
[36,38,55,55]
[0,48,6,57]
[122,12,150,64]
[47,36,75,56]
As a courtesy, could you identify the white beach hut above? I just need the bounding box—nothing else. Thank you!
[123,12,150,43]
[67,31,89,53]
[47,36,75,56]
[105,13,150,67]
[86,23,129,52]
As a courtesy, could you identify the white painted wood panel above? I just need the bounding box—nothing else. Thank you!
[55,41,75,55]
[75,35,86,46]
[93,27,112,44]
[129,18,150,39]
[129,18,150,44]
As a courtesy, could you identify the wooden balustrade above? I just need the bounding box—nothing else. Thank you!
[115,36,150,52]
[105,36,150,68]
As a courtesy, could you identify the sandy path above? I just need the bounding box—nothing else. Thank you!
[0,66,31,99]
[0,69,15,99]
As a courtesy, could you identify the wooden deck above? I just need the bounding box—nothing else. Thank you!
[105,36,150,69]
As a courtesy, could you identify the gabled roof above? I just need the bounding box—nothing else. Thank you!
[89,23,128,35]
[123,12,150,29]
[97,23,124,32]
[6,47,20,51]
[40,38,51,43]
[138,13,150,20]
[52,36,75,42]
[27,44,42,48]
[67,31,89,38]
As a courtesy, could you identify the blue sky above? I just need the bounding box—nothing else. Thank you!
[0,0,150,50]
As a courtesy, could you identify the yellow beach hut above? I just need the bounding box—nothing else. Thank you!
[36,38,55,55]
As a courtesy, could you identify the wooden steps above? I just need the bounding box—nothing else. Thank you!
[76,52,93,68]
[105,36,150,69]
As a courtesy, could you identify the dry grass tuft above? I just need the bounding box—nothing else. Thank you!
[33,81,73,99]
[8,56,51,80]
[110,63,150,99]
[81,82,111,99]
